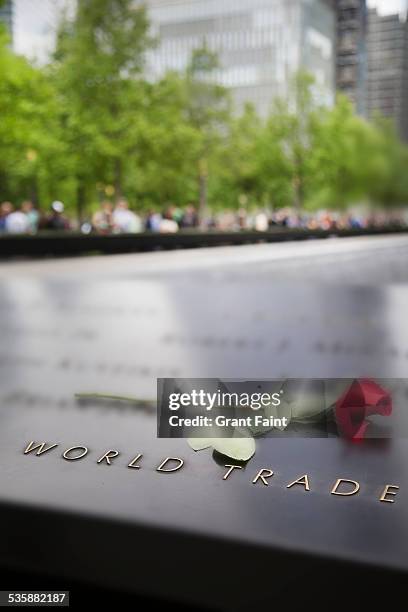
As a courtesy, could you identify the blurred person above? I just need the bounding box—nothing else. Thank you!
[172,206,184,225]
[216,210,238,231]
[5,203,30,234]
[21,200,39,233]
[274,209,290,227]
[92,201,113,234]
[145,210,162,232]
[206,214,217,229]
[237,208,248,230]
[163,205,180,226]
[112,198,142,233]
[180,204,199,229]
[254,210,269,232]
[44,201,71,231]
[0,201,13,232]
[316,211,332,231]
[286,212,303,228]
[80,221,93,234]
[159,217,179,233]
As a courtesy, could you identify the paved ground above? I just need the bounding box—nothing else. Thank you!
[0,234,407,283]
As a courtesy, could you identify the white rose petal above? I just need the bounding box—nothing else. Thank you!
[212,437,256,461]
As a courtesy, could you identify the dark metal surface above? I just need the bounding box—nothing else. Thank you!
[0,275,408,606]
[0,226,407,258]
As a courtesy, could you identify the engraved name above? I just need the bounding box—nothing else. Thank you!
[23,441,400,503]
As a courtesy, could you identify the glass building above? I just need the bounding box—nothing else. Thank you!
[0,0,13,40]
[323,0,367,117]
[142,0,336,116]
[366,9,408,141]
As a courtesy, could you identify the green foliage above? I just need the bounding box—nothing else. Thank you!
[0,30,67,205]
[183,44,231,217]
[50,0,153,217]
[122,73,203,207]
[1,3,408,219]
[210,104,262,209]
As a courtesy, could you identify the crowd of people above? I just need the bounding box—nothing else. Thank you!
[0,197,406,236]
[91,200,199,234]
[0,200,70,234]
[0,198,198,235]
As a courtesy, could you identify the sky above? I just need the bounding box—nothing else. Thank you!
[368,0,407,14]
[13,0,71,63]
[11,0,408,63]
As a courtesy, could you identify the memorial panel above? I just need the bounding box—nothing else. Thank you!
[0,277,407,607]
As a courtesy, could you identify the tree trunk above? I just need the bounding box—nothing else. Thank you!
[76,182,85,225]
[114,159,122,200]
[198,158,208,224]
[293,175,303,211]
[30,177,39,207]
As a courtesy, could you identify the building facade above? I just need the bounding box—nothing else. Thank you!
[0,0,13,40]
[335,0,367,116]
[323,0,367,115]
[366,9,408,141]
[143,0,336,117]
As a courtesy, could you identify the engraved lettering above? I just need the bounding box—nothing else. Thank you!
[223,464,243,480]
[62,446,89,461]
[20,440,400,506]
[331,478,360,496]
[128,453,143,469]
[97,450,120,465]
[156,457,184,472]
[24,441,58,456]
[287,474,310,491]
[252,468,274,486]
[380,484,400,503]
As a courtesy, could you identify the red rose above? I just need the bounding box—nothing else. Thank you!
[335,378,392,439]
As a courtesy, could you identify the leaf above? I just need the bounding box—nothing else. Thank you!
[187,436,255,461]
[187,438,213,451]
[213,437,255,461]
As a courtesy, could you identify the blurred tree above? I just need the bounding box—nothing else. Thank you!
[367,116,408,207]
[0,29,66,206]
[249,72,319,211]
[308,97,408,210]
[53,0,152,220]
[309,95,374,209]
[254,108,296,210]
[124,72,203,208]
[288,71,317,210]
[184,45,230,220]
[209,104,262,209]
[242,73,316,211]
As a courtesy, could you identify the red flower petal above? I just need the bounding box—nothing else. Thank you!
[335,379,392,439]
